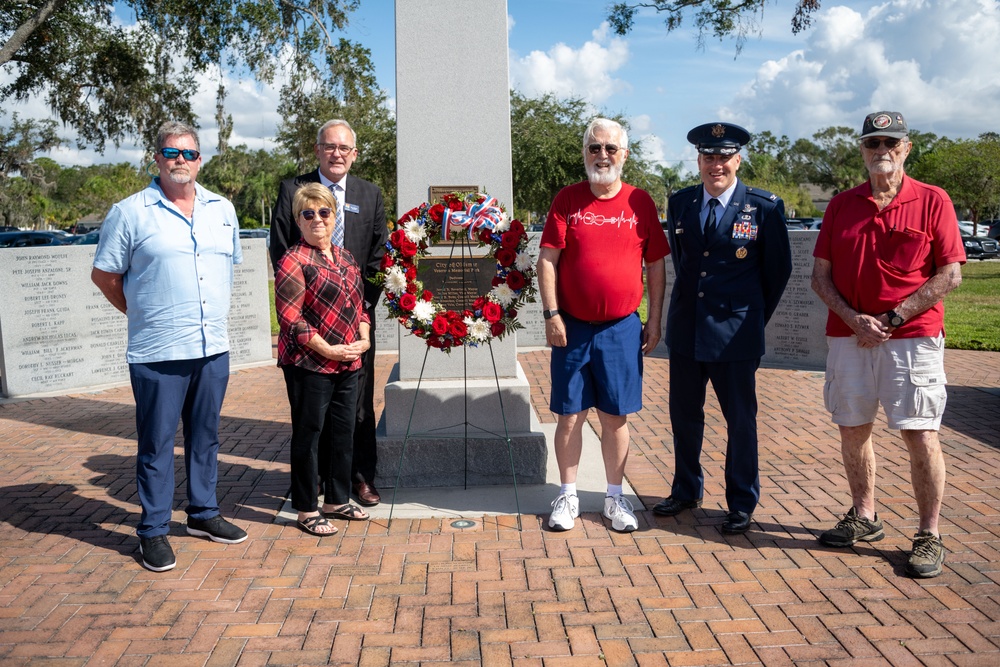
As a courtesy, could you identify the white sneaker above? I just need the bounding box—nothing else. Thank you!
[548,493,580,531]
[604,494,638,533]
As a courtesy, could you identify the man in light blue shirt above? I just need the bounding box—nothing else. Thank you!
[92,121,248,572]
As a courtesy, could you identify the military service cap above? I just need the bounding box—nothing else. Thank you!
[687,122,751,155]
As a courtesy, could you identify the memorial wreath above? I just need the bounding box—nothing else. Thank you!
[375,192,537,351]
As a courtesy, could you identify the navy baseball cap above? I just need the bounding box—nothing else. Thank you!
[860,111,908,139]
[687,122,751,155]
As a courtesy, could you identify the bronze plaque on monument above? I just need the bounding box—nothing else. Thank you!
[429,185,480,245]
[418,255,496,312]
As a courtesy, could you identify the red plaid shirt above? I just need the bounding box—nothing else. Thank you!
[275,242,370,374]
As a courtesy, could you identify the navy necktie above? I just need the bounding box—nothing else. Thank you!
[704,198,720,237]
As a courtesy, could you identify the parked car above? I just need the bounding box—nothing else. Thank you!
[957,220,990,237]
[984,219,1000,240]
[0,231,71,248]
[0,225,20,232]
[69,230,101,245]
[785,217,818,230]
[962,235,1000,261]
[239,228,270,249]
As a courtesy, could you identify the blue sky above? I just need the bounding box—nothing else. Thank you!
[8,0,1000,170]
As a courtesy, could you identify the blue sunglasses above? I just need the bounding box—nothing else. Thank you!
[159,147,201,161]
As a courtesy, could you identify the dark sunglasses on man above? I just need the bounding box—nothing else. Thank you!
[159,147,201,161]
[587,143,620,155]
[861,137,903,150]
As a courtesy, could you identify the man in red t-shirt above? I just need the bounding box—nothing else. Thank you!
[811,111,965,578]
[537,117,670,533]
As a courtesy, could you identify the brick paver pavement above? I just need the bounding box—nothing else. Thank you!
[1,348,998,665]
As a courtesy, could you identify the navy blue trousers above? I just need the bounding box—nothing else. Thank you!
[668,352,761,513]
[129,352,230,538]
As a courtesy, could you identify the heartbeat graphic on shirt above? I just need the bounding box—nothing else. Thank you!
[567,210,639,229]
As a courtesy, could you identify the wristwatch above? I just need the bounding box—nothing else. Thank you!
[543,309,561,320]
[887,309,904,327]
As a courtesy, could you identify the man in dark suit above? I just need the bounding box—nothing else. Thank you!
[271,119,387,506]
[653,122,792,534]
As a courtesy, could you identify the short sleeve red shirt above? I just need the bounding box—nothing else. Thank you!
[813,176,965,338]
[541,181,670,322]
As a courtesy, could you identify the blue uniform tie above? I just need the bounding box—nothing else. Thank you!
[704,198,720,237]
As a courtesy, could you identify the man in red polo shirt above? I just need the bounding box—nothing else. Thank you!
[811,110,965,578]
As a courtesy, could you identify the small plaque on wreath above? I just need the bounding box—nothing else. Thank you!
[374,191,537,351]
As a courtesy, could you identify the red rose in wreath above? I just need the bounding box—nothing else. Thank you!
[483,302,503,323]
[399,293,417,311]
[506,271,526,290]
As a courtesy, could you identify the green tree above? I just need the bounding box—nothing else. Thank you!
[2,0,363,150]
[198,146,297,228]
[509,91,664,222]
[742,130,819,217]
[607,0,822,52]
[510,92,588,222]
[789,126,865,195]
[911,136,1000,233]
[0,111,62,227]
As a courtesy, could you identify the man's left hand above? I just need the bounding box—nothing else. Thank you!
[641,321,661,355]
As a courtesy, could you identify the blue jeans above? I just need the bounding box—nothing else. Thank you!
[129,352,230,538]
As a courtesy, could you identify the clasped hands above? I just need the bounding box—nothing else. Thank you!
[851,312,894,348]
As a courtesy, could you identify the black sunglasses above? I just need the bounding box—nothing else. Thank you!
[861,137,903,150]
[159,147,201,160]
[587,143,620,155]
[300,208,333,220]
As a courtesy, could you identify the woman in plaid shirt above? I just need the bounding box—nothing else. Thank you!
[275,183,372,536]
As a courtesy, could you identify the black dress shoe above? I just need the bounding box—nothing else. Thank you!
[722,510,752,534]
[652,496,703,516]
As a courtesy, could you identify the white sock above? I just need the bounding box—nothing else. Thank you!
[606,484,623,498]
[560,483,577,496]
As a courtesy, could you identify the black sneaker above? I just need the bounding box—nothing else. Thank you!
[819,507,885,547]
[186,515,248,544]
[139,535,176,572]
[906,530,945,578]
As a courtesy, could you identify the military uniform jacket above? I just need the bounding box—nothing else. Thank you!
[665,180,792,362]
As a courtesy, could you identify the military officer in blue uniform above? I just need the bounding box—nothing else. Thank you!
[653,122,792,534]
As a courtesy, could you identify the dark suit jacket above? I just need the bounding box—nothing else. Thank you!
[270,170,387,318]
[664,180,792,362]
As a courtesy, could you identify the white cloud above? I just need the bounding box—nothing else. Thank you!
[509,21,631,104]
[724,0,1000,140]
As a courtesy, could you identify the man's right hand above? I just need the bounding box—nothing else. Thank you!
[545,315,567,347]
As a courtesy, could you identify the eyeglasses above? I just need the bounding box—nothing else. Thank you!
[158,147,201,161]
[300,208,333,220]
[861,137,904,150]
[587,143,621,156]
[317,143,355,155]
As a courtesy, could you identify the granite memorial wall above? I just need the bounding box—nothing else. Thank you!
[0,239,274,398]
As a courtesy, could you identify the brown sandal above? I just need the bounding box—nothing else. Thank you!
[324,503,369,521]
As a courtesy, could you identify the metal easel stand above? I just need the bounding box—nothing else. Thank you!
[387,233,522,530]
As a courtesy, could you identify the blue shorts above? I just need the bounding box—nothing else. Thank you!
[549,312,643,416]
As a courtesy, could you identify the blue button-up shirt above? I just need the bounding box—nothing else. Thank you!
[94,179,243,363]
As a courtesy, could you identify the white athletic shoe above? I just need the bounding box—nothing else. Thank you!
[604,494,638,533]
[548,493,580,531]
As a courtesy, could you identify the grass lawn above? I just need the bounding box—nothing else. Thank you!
[272,260,1000,351]
[944,260,1000,351]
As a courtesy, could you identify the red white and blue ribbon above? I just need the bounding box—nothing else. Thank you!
[442,195,504,240]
